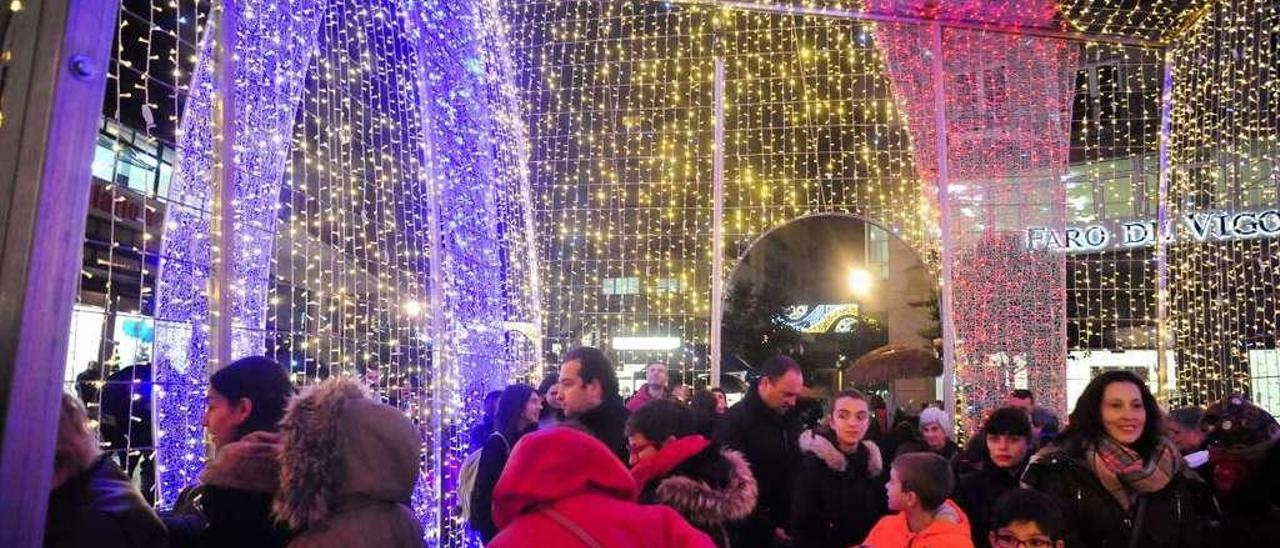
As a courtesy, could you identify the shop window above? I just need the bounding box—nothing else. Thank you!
[602,276,641,295]
[1101,176,1135,219]
[654,278,682,294]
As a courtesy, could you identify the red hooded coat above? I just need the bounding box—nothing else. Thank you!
[489,427,715,548]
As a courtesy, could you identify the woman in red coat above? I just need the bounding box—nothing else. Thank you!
[489,426,714,547]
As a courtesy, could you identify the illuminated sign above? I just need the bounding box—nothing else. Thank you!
[781,304,863,334]
[89,183,165,228]
[1026,208,1280,252]
[611,336,682,351]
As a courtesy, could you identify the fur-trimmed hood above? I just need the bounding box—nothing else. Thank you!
[799,429,883,477]
[652,445,759,527]
[201,430,282,494]
[273,378,421,531]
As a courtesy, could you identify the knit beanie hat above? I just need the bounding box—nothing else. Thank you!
[919,406,953,435]
[1202,395,1280,496]
[1203,395,1279,450]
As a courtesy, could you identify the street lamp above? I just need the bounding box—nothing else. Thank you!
[848,268,873,297]
[402,299,424,317]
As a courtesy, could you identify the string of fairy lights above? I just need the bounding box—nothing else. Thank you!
[45,0,1279,541]
[267,0,438,526]
[152,0,324,506]
[411,0,542,543]
[719,11,930,276]
[61,0,541,535]
[1169,0,1280,408]
[65,0,210,505]
[1063,43,1167,401]
[501,0,1278,428]
[500,2,934,383]
[869,0,1078,432]
[500,2,720,371]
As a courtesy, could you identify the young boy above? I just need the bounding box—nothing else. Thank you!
[862,453,973,548]
[986,489,1065,548]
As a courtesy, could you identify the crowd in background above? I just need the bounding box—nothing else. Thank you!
[43,349,1280,548]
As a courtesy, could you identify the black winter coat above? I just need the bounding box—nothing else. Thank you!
[954,461,1026,548]
[469,427,534,543]
[713,386,802,548]
[575,397,631,463]
[161,432,292,548]
[165,493,288,548]
[1021,449,1216,548]
[45,454,167,548]
[789,431,887,548]
[694,412,721,439]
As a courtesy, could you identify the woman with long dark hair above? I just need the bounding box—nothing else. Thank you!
[1022,371,1215,548]
[163,356,295,548]
[469,384,542,543]
[536,373,563,427]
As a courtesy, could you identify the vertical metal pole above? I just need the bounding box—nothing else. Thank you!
[415,18,447,541]
[0,0,118,545]
[208,0,237,370]
[930,23,960,434]
[1155,50,1174,403]
[709,56,725,389]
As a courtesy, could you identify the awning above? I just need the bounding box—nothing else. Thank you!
[846,344,942,385]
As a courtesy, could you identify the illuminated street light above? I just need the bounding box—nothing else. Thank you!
[848,268,873,297]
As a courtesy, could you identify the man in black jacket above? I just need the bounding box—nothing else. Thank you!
[714,355,804,548]
[559,346,631,462]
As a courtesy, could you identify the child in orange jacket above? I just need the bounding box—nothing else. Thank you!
[861,453,974,548]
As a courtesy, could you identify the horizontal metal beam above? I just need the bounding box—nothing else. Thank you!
[671,0,1168,49]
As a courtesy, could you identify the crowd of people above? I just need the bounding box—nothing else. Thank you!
[47,356,424,548]
[43,349,1280,548]
[465,352,1280,548]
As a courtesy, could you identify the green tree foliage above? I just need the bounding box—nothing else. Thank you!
[721,253,806,371]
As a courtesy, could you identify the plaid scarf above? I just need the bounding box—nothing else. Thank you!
[1089,436,1183,510]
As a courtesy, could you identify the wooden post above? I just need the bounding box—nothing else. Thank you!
[0,0,119,546]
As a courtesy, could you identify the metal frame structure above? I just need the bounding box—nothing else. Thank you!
[0,1,120,545]
[675,0,1169,49]
[0,1,1234,545]
[692,0,1194,415]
